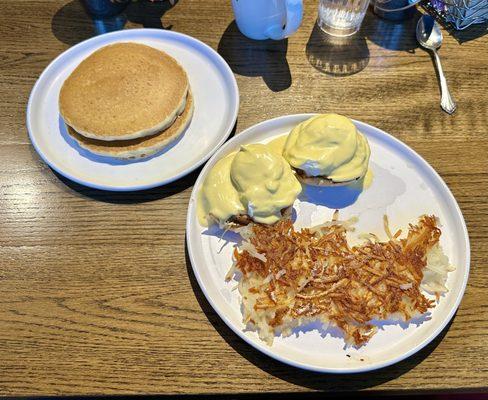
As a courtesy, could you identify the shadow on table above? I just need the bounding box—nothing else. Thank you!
[185,244,455,391]
[35,120,237,204]
[125,0,178,29]
[364,9,421,52]
[306,21,370,76]
[51,0,177,46]
[50,167,198,204]
[218,21,292,92]
[51,0,96,45]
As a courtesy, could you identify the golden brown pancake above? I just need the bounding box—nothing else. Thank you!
[67,92,194,159]
[59,42,189,141]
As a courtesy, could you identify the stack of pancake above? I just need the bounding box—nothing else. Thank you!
[59,42,193,159]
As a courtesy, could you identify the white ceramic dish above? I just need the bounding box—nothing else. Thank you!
[27,29,239,191]
[186,114,470,373]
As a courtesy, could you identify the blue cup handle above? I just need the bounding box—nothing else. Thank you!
[265,0,303,40]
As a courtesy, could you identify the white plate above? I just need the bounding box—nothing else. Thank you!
[27,29,239,191]
[186,114,470,373]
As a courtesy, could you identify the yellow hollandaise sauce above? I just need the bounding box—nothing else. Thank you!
[283,114,371,183]
[265,134,288,155]
[197,143,301,227]
[197,153,246,227]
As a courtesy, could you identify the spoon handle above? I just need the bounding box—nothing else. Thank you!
[433,50,457,114]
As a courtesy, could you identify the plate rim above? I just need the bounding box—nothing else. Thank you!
[26,28,239,192]
[186,113,470,374]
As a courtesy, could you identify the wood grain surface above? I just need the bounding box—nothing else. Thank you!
[0,0,487,396]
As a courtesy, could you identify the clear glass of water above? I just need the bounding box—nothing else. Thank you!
[318,0,371,37]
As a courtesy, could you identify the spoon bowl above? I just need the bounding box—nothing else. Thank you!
[416,14,443,50]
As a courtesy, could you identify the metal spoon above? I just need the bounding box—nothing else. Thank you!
[416,15,456,114]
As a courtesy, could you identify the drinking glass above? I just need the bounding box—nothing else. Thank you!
[318,0,371,37]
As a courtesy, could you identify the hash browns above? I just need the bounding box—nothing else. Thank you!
[230,213,451,346]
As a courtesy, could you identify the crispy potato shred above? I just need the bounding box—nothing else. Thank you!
[232,214,443,346]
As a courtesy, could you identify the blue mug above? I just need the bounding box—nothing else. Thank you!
[231,0,303,40]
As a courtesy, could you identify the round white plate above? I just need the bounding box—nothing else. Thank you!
[27,29,239,191]
[186,114,470,373]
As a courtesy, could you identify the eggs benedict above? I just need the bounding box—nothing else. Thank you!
[198,143,302,228]
[283,114,371,186]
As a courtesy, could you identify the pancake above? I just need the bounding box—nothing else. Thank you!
[67,92,194,159]
[59,42,189,141]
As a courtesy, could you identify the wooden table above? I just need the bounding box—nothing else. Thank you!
[1,0,487,396]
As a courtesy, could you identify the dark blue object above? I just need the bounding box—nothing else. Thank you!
[81,0,128,17]
[423,0,488,30]
[92,14,127,34]
[373,0,421,21]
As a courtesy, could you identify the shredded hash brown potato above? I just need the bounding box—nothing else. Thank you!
[229,213,454,346]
